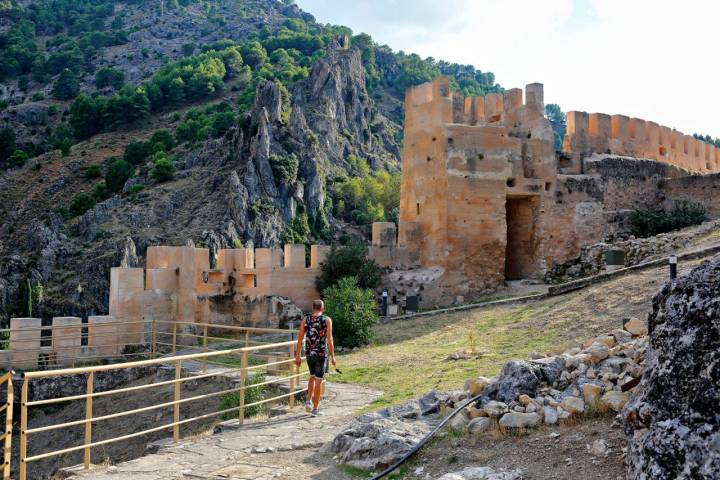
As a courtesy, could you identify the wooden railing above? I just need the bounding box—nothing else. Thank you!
[17,337,307,480]
[0,372,12,480]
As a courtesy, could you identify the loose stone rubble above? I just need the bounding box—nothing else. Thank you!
[330,321,648,471]
[435,466,523,480]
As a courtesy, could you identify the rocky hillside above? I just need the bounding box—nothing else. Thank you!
[0,0,501,322]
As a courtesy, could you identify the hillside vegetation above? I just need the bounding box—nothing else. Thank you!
[0,0,502,322]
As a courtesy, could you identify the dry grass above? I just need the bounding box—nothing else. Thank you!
[334,255,719,412]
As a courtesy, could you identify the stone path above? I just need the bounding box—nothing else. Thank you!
[66,381,381,479]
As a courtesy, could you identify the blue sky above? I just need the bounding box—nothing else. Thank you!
[295,0,719,137]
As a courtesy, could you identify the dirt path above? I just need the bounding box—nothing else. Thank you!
[65,382,380,480]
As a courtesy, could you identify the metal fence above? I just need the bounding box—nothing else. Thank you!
[0,372,12,480]
[18,337,307,480]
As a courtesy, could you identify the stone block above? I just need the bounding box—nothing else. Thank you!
[88,315,119,358]
[10,318,41,370]
[52,317,82,366]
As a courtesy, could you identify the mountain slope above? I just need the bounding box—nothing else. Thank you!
[0,0,501,321]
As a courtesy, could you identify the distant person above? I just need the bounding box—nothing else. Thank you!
[295,299,336,417]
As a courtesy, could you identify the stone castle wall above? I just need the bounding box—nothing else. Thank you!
[110,244,329,345]
[372,77,720,307]
[564,111,719,174]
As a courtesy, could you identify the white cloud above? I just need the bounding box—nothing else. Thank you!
[295,0,720,136]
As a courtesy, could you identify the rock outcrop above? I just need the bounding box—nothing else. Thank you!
[623,259,720,479]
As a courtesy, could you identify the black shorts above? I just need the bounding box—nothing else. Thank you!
[306,355,327,379]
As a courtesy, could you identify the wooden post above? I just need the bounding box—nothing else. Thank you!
[173,360,181,442]
[84,372,93,469]
[202,325,208,373]
[151,320,157,359]
[288,343,296,408]
[172,322,177,355]
[3,375,13,480]
[238,349,248,425]
[244,330,249,349]
[19,378,27,480]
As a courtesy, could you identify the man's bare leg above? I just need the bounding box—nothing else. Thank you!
[306,376,316,412]
[312,376,323,410]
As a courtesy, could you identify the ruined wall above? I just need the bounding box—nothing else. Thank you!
[109,244,328,344]
[564,111,720,174]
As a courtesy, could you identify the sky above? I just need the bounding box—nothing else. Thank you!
[295,0,719,137]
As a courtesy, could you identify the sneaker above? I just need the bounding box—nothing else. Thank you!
[310,408,319,417]
[305,401,312,413]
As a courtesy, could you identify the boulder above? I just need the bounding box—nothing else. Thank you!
[449,412,470,430]
[436,466,522,480]
[586,343,609,363]
[328,411,434,471]
[482,401,508,418]
[543,406,558,425]
[581,383,603,405]
[624,260,720,479]
[623,317,647,336]
[560,396,585,414]
[477,358,564,405]
[601,391,628,412]
[464,376,491,396]
[468,417,493,434]
[498,412,541,429]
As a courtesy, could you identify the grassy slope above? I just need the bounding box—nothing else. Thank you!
[335,251,720,412]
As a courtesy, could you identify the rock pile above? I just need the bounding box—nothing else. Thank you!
[330,322,649,470]
[547,219,720,282]
[623,259,720,478]
[452,324,646,432]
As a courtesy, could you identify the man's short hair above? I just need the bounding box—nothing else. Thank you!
[312,299,324,311]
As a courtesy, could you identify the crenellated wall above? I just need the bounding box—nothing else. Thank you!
[372,77,720,308]
[109,244,329,345]
[564,111,719,174]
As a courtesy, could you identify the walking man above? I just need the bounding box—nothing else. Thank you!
[295,299,336,417]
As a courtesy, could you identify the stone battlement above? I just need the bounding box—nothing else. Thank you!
[405,77,546,129]
[564,111,719,174]
[110,244,329,346]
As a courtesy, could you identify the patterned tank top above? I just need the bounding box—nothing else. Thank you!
[304,314,328,357]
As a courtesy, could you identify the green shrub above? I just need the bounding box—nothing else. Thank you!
[331,157,400,226]
[32,92,45,101]
[210,111,235,137]
[47,105,57,116]
[52,68,79,100]
[630,200,708,237]
[84,163,102,179]
[324,276,378,348]
[316,244,381,295]
[128,184,145,195]
[150,151,175,182]
[69,192,96,217]
[60,137,72,156]
[149,129,175,151]
[92,183,109,201]
[269,152,299,184]
[105,157,134,193]
[0,128,16,165]
[95,67,124,89]
[281,210,310,245]
[219,373,267,419]
[8,150,29,167]
[123,140,152,165]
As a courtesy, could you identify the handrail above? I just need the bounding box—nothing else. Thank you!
[18,339,306,480]
[0,371,13,480]
[153,320,295,334]
[23,340,296,378]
